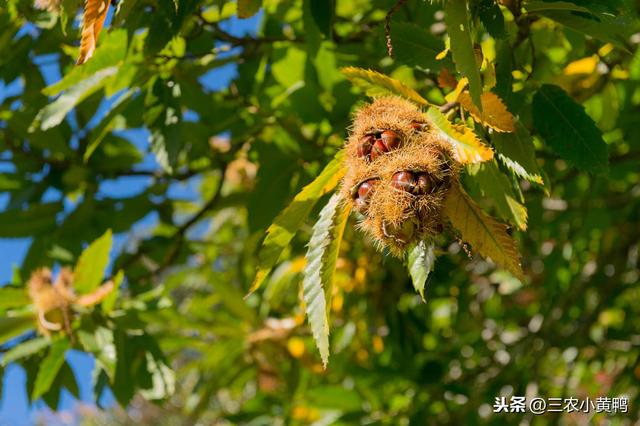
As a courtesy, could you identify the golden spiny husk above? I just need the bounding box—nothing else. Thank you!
[341,96,459,255]
[28,268,74,336]
[27,267,115,336]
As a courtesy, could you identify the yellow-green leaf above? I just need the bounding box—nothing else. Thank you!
[426,107,493,164]
[101,269,123,314]
[445,0,483,109]
[249,151,347,295]
[492,121,545,186]
[0,287,30,311]
[0,314,35,346]
[2,337,49,366]
[341,67,431,107]
[467,161,528,231]
[458,91,515,132]
[303,193,351,367]
[443,182,523,278]
[32,338,70,400]
[31,67,117,131]
[45,29,127,96]
[407,240,436,301]
[74,229,112,295]
[237,0,261,18]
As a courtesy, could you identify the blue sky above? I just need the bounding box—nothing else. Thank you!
[0,10,261,425]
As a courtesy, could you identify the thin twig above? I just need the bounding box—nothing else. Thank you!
[121,163,229,284]
[439,101,459,114]
[384,0,407,57]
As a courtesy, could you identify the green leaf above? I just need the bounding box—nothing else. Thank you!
[391,22,452,71]
[43,30,128,97]
[32,338,70,400]
[237,0,261,18]
[113,329,135,406]
[472,0,507,39]
[341,67,431,106]
[32,67,118,131]
[249,151,347,295]
[140,349,175,400]
[0,287,30,311]
[408,240,436,301]
[84,89,134,162]
[58,361,79,399]
[523,1,591,13]
[0,203,62,238]
[532,84,608,173]
[102,270,123,314]
[0,174,23,191]
[496,153,544,186]
[309,0,333,38]
[201,3,236,23]
[492,121,544,186]
[150,127,181,174]
[467,161,528,231]
[303,193,350,367]
[0,315,34,345]
[306,385,363,411]
[525,4,631,49]
[2,337,49,366]
[321,196,351,313]
[445,0,483,109]
[112,0,137,27]
[78,326,117,379]
[74,229,113,294]
[59,0,83,35]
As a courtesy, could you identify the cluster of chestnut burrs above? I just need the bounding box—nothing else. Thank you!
[341,97,457,252]
[352,124,444,214]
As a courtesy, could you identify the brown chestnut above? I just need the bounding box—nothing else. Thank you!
[370,139,387,161]
[390,171,415,192]
[357,180,376,200]
[414,173,433,195]
[409,121,427,131]
[357,135,374,158]
[353,179,378,212]
[380,130,401,151]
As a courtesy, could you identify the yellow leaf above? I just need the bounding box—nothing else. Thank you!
[372,335,384,353]
[435,46,449,60]
[76,0,110,65]
[287,337,306,358]
[426,108,493,164]
[563,55,598,76]
[611,67,629,80]
[341,67,431,107]
[457,91,516,133]
[482,61,497,90]
[443,182,523,279]
[597,43,614,57]
[445,77,468,103]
